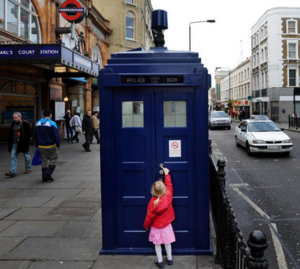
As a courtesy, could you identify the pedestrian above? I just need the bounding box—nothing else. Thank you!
[143,167,175,268]
[5,112,32,177]
[247,109,250,119]
[70,113,82,143]
[91,111,100,144]
[82,110,93,152]
[63,110,73,142]
[238,110,241,121]
[34,109,60,182]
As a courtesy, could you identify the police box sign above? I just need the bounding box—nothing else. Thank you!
[121,75,184,84]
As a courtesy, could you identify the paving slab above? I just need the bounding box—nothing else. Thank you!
[0,237,26,258]
[42,197,66,208]
[2,197,52,207]
[8,189,41,197]
[54,220,94,238]
[76,182,100,189]
[33,189,83,197]
[28,261,94,269]
[0,182,22,188]
[5,208,57,221]
[27,182,83,189]
[76,189,99,198]
[0,207,20,220]
[60,201,100,208]
[6,238,101,261]
[0,261,33,269]
[0,220,67,237]
[0,220,16,232]
[0,189,19,198]
[59,175,99,182]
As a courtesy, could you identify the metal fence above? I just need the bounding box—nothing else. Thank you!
[288,114,300,129]
[209,139,269,269]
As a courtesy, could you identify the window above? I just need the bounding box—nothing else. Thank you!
[126,11,135,39]
[256,52,259,66]
[126,0,134,3]
[289,69,297,86]
[261,49,264,62]
[287,20,296,34]
[92,45,102,68]
[262,72,264,89]
[1,0,40,43]
[288,43,297,59]
[164,101,186,127]
[122,101,144,127]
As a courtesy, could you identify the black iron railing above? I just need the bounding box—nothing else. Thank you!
[288,114,299,129]
[209,139,269,269]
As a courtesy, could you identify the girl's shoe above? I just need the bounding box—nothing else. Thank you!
[155,260,164,268]
[166,258,173,265]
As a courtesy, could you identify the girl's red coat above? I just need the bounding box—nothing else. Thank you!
[143,174,175,230]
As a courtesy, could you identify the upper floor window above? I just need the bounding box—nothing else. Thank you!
[287,20,297,34]
[126,0,134,3]
[126,11,135,39]
[0,0,40,43]
[92,45,102,68]
[288,42,297,59]
[289,69,297,86]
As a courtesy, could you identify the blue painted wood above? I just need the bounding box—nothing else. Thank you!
[99,46,211,254]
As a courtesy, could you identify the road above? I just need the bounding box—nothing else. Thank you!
[210,121,300,269]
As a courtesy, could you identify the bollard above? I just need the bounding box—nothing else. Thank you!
[247,230,268,268]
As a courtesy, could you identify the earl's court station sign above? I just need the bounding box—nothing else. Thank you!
[0,0,99,78]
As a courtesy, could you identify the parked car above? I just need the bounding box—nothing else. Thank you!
[235,120,293,156]
[250,114,270,120]
[209,111,231,130]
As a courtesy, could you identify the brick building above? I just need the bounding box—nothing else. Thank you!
[94,0,154,55]
[0,0,111,141]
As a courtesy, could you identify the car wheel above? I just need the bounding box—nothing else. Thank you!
[246,143,252,156]
[235,137,240,147]
[228,125,231,130]
[283,152,290,156]
[209,125,213,130]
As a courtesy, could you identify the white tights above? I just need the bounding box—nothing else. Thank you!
[155,244,172,263]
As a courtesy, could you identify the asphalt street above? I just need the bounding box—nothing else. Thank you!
[210,121,300,269]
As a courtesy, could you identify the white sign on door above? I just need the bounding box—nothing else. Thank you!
[169,140,181,157]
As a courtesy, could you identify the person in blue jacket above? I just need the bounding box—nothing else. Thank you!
[34,109,60,182]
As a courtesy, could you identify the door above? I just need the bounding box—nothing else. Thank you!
[114,88,195,249]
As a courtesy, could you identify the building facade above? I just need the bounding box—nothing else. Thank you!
[251,7,300,122]
[0,0,111,142]
[214,70,228,111]
[94,0,154,55]
[223,58,252,116]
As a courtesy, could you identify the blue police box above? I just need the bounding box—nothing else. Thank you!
[99,10,211,255]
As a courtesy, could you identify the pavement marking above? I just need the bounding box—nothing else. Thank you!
[229,183,249,187]
[233,187,292,269]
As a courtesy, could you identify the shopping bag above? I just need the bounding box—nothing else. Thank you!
[31,148,41,165]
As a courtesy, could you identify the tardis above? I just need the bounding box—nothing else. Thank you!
[99,10,211,255]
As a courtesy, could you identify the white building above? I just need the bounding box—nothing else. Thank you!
[251,7,300,122]
[218,57,252,116]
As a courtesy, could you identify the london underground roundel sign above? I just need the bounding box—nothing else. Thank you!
[59,0,84,23]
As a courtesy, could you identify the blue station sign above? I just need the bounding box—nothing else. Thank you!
[0,44,99,77]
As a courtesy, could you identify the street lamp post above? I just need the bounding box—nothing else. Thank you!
[189,20,215,51]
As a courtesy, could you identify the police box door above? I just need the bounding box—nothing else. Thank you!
[114,88,195,249]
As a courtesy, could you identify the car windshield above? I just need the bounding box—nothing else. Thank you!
[248,122,281,132]
[251,115,269,120]
[211,112,227,118]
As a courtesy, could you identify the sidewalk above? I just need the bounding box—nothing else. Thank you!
[0,141,219,269]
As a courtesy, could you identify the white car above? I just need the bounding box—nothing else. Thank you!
[235,120,293,156]
[209,111,232,130]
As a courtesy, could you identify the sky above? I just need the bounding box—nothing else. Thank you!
[151,0,300,87]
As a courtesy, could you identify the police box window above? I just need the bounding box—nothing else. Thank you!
[1,0,41,43]
[164,101,187,127]
[122,101,144,127]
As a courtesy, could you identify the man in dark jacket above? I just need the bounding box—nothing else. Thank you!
[5,112,32,177]
[63,110,73,142]
[35,109,60,182]
[82,110,93,152]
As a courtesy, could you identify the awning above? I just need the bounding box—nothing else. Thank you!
[0,44,99,78]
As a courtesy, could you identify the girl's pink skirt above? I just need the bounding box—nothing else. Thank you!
[149,223,176,245]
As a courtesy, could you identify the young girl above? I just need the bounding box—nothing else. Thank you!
[144,167,175,268]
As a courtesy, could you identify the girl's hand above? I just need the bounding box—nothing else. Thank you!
[162,167,169,175]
